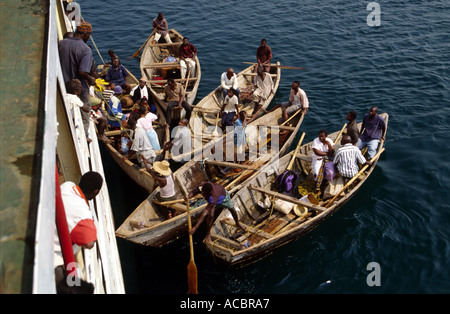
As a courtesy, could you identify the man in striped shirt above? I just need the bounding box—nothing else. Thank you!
[333,135,372,179]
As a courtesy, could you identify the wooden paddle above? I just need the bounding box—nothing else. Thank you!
[130,28,156,59]
[243,62,306,70]
[175,175,198,294]
[287,132,306,171]
[212,113,220,137]
[324,147,386,208]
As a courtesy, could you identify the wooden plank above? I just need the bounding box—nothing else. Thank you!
[147,77,197,84]
[257,124,296,131]
[142,62,180,69]
[204,160,258,170]
[221,218,273,239]
[248,184,325,213]
[147,42,183,47]
[242,73,277,77]
[210,235,243,250]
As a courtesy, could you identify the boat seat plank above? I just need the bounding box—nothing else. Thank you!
[210,235,243,250]
[152,200,187,212]
[221,218,273,239]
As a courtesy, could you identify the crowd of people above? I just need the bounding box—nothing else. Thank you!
[55,10,386,293]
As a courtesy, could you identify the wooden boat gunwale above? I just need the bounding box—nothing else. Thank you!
[206,113,389,266]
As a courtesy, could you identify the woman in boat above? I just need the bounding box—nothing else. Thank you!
[137,105,161,150]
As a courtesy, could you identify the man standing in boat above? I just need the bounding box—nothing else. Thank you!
[178,37,197,80]
[357,106,386,159]
[58,20,96,143]
[152,12,172,44]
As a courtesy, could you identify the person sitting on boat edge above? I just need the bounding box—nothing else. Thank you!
[255,38,272,73]
[334,135,372,181]
[220,88,240,132]
[220,68,240,101]
[270,81,309,121]
[345,110,359,145]
[164,77,192,127]
[357,106,386,159]
[178,37,197,80]
[144,159,178,219]
[186,182,245,243]
[248,65,274,121]
[66,79,90,118]
[126,117,156,168]
[152,12,172,44]
[105,57,131,94]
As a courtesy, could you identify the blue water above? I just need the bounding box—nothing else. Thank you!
[78,0,450,294]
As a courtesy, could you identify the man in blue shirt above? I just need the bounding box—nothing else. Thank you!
[357,106,386,159]
[106,57,131,94]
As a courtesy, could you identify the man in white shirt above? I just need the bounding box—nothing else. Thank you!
[127,118,156,168]
[311,129,335,179]
[250,66,274,120]
[220,68,240,100]
[271,81,309,121]
[167,118,192,163]
[334,135,372,179]
[130,77,151,103]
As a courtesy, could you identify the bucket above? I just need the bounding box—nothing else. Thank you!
[294,193,319,217]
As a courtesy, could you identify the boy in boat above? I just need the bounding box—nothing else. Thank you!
[220,88,240,132]
[270,81,309,121]
[186,182,245,243]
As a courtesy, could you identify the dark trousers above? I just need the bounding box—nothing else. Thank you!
[166,100,192,126]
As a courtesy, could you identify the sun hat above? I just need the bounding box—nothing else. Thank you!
[293,193,319,217]
[153,160,171,176]
[114,85,123,94]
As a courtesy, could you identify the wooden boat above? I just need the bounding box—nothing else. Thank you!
[115,107,306,247]
[205,113,389,267]
[140,29,201,110]
[188,63,281,138]
[96,60,169,193]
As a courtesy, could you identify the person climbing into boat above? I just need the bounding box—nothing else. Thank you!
[166,118,192,163]
[186,182,245,243]
[178,37,197,80]
[220,88,239,132]
[270,81,309,121]
[255,38,272,73]
[126,117,156,168]
[105,57,131,94]
[164,77,192,127]
[152,12,172,44]
[249,65,274,121]
[144,159,178,219]
[334,135,372,180]
[345,110,359,145]
[137,105,161,150]
[357,106,386,159]
[220,68,240,101]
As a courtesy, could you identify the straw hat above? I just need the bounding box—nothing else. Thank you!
[153,160,171,176]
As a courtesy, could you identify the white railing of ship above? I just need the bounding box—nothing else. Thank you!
[32,0,125,294]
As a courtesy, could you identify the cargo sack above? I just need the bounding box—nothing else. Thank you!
[274,170,301,198]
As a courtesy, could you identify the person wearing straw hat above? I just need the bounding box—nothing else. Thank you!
[144,159,177,219]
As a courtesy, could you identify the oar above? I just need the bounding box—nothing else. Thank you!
[212,113,220,137]
[130,28,157,59]
[324,147,386,208]
[243,62,306,70]
[287,132,306,171]
[175,175,198,294]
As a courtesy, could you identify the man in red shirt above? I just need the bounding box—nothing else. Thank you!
[178,37,197,79]
[256,38,272,72]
